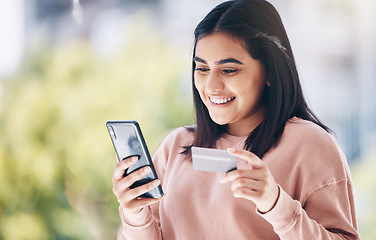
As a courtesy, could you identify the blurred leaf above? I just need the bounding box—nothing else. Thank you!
[1,212,49,240]
[0,16,193,239]
[351,150,376,240]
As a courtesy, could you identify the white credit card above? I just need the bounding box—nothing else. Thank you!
[191,147,237,173]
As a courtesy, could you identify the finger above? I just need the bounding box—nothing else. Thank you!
[220,168,267,183]
[232,187,261,200]
[112,156,139,181]
[230,177,264,192]
[124,195,164,214]
[127,179,162,200]
[123,166,153,186]
[113,166,152,195]
[227,148,264,169]
[115,178,161,206]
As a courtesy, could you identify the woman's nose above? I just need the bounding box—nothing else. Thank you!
[205,71,224,93]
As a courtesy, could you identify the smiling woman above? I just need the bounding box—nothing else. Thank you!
[112,0,360,239]
[193,32,267,136]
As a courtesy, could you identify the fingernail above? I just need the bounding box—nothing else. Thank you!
[220,177,225,184]
[153,180,160,186]
[131,157,138,162]
[144,167,151,173]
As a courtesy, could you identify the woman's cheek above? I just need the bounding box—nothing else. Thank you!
[194,79,206,99]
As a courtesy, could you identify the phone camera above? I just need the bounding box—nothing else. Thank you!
[108,125,116,139]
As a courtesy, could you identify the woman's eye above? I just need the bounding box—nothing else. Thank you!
[223,69,237,74]
[195,67,210,73]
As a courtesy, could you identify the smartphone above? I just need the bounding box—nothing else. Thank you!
[106,120,163,198]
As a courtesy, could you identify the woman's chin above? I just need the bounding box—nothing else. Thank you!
[210,117,230,126]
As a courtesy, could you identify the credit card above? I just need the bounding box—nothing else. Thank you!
[191,147,237,173]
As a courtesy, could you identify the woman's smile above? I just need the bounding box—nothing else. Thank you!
[194,32,267,136]
[209,96,236,105]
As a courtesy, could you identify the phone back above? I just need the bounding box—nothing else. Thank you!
[106,121,163,198]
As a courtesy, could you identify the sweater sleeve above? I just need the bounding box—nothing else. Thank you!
[258,181,359,239]
[258,119,359,239]
[117,205,162,240]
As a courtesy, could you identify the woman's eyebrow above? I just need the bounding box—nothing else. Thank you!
[216,58,244,65]
[193,57,206,64]
[193,57,244,65]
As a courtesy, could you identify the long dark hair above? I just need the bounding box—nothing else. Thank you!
[188,0,330,158]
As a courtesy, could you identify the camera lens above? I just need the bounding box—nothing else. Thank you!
[108,125,116,139]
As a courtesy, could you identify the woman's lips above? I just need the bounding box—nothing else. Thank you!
[209,96,236,105]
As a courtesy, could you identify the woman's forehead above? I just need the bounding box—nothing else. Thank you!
[195,32,251,62]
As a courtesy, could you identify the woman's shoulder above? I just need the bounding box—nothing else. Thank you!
[283,117,334,146]
[159,125,195,151]
[152,126,195,166]
[277,117,347,167]
[277,117,349,178]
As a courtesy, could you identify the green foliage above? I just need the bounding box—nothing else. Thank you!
[351,150,376,240]
[0,22,193,239]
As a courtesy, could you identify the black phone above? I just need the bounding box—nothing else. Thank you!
[106,120,163,198]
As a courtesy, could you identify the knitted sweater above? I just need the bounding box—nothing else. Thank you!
[117,117,359,239]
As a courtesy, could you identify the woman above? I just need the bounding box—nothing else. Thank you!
[112,0,359,239]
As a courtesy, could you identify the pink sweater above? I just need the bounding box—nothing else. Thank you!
[118,118,359,239]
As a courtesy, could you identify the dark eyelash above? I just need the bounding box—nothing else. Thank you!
[223,69,237,74]
[195,68,209,72]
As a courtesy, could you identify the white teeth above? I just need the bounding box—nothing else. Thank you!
[209,97,235,104]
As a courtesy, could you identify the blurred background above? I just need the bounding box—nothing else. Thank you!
[0,0,375,239]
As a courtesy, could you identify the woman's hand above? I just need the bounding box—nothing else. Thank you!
[220,148,280,213]
[112,156,163,215]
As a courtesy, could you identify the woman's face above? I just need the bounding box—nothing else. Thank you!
[194,32,267,136]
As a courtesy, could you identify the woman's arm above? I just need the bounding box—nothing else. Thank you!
[222,148,359,240]
[112,157,163,240]
[259,182,359,239]
[117,205,162,240]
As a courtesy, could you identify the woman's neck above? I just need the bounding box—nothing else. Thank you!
[226,106,265,137]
